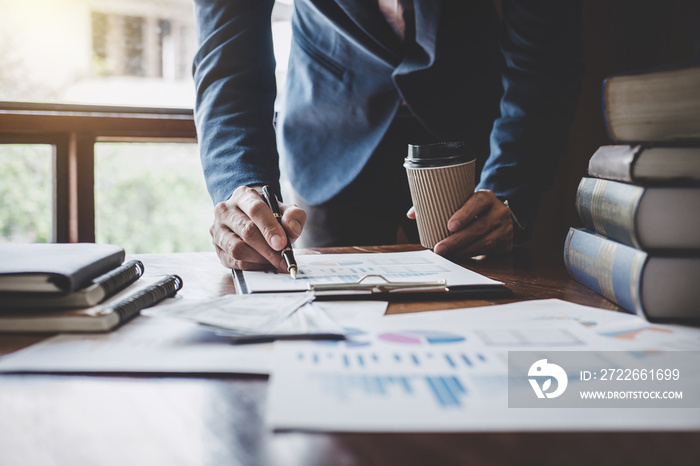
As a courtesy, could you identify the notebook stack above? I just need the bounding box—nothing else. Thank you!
[0,243,182,332]
[564,63,700,323]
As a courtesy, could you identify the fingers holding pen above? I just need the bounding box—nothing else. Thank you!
[212,187,287,271]
[280,203,307,244]
[235,186,288,251]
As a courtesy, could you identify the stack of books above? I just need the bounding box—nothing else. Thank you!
[0,243,182,332]
[564,63,700,323]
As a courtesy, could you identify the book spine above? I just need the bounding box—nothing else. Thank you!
[587,145,640,182]
[563,228,647,316]
[111,275,183,326]
[575,177,645,249]
[92,260,144,301]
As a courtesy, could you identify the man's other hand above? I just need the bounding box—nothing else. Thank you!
[407,189,513,257]
[210,186,307,271]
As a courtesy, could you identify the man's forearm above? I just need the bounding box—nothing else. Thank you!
[477,0,584,235]
[193,0,281,205]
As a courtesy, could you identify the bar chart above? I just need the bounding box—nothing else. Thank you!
[295,348,496,372]
[310,373,470,408]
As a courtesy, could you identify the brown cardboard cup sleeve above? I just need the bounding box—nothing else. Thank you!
[405,160,475,249]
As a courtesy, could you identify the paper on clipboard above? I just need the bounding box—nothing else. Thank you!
[234,250,505,298]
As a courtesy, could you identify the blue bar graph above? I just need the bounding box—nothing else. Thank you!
[313,373,468,408]
[327,350,490,371]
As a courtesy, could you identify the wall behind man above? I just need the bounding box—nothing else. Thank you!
[530,0,698,254]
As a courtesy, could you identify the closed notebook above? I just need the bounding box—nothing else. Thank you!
[0,243,125,293]
[0,274,183,332]
[0,260,145,309]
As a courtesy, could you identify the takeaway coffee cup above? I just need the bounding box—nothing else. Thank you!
[404,142,476,249]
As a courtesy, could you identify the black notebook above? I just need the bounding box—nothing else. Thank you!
[0,260,145,309]
[0,243,125,293]
[0,274,183,333]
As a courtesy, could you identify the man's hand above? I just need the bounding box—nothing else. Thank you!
[407,189,513,257]
[210,186,307,271]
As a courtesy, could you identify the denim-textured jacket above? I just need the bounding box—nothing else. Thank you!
[193,0,583,232]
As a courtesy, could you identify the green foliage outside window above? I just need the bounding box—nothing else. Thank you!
[0,143,215,253]
[0,145,52,243]
[95,143,214,254]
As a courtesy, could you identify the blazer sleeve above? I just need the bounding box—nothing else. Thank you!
[476,0,584,237]
[193,0,280,204]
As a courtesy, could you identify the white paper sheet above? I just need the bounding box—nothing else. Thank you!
[383,298,700,352]
[266,299,700,432]
[0,301,388,375]
[241,250,501,292]
[146,293,324,335]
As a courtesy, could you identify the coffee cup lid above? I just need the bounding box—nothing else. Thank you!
[404,142,475,168]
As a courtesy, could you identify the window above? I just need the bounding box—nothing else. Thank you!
[94,143,212,253]
[0,0,292,106]
[0,0,294,252]
[0,145,52,243]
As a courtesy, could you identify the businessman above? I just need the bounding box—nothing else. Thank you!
[193,0,583,272]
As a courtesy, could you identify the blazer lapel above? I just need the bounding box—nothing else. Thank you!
[307,0,441,70]
[412,0,439,67]
[309,0,401,65]
[334,0,404,56]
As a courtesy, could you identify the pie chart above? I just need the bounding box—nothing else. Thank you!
[378,330,466,345]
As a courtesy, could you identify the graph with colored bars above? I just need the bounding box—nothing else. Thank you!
[310,373,470,408]
[294,347,502,409]
[298,347,496,371]
[265,255,450,284]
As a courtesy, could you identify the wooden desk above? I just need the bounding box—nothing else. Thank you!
[1,246,698,466]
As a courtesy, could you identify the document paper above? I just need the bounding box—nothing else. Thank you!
[141,292,346,340]
[241,250,501,292]
[267,299,700,432]
[0,301,388,375]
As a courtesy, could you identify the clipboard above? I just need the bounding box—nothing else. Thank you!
[232,270,511,301]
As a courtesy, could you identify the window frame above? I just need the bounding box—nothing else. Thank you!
[0,101,196,243]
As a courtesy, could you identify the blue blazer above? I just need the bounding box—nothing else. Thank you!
[193,0,583,228]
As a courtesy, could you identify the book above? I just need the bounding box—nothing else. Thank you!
[0,260,144,309]
[575,177,700,250]
[0,243,125,293]
[0,274,183,332]
[603,63,700,143]
[587,145,700,184]
[563,228,700,322]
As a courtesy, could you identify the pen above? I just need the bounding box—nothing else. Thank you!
[261,185,298,279]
